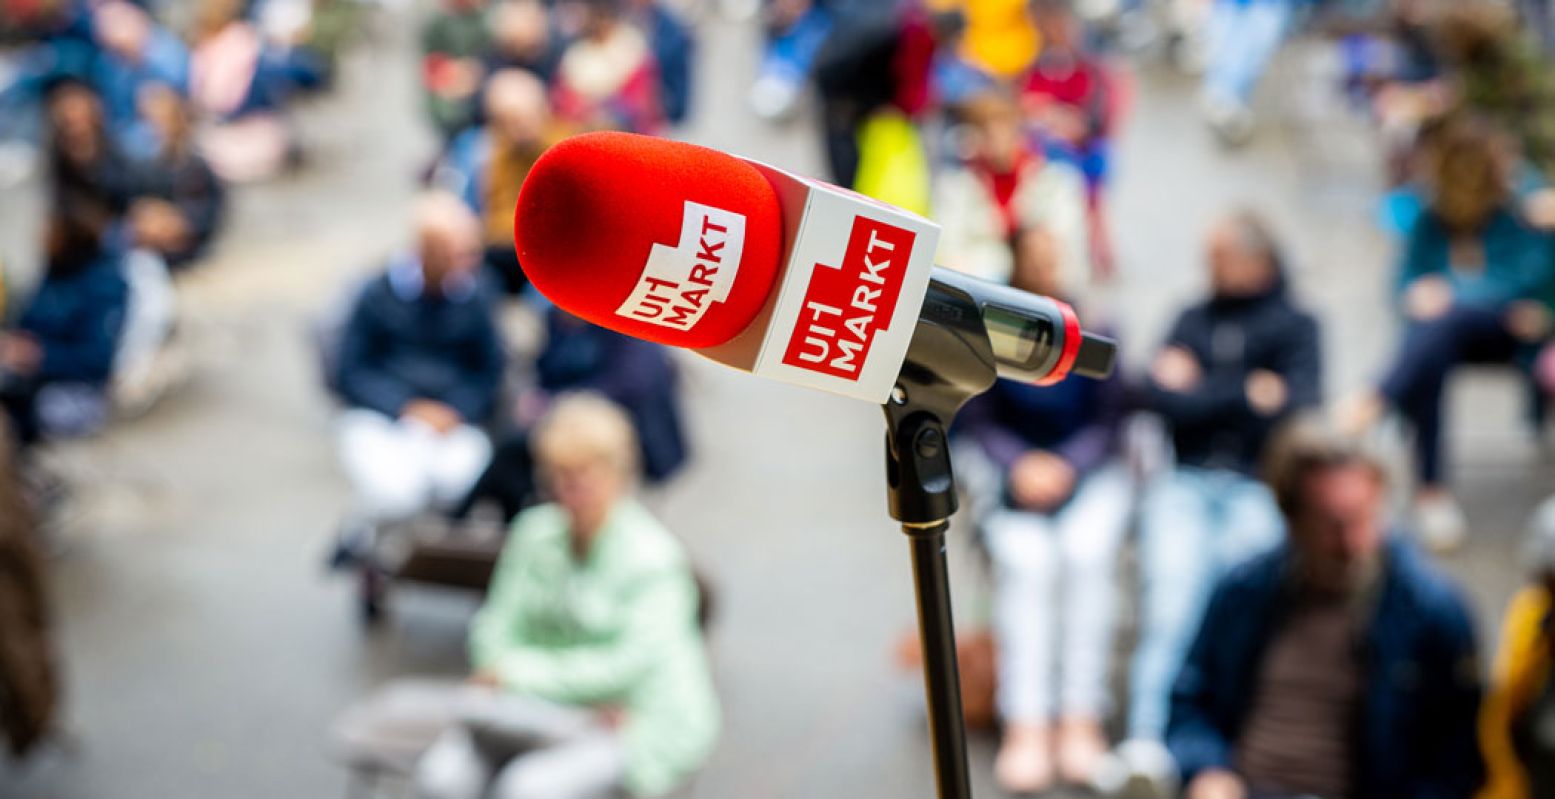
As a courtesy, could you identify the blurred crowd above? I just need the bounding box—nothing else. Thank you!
[12,0,1555,798]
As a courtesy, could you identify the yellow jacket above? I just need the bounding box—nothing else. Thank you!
[1480,586,1554,799]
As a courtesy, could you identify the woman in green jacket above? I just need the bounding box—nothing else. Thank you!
[417,392,719,799]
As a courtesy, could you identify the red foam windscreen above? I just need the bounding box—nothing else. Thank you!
[513,132,785,348]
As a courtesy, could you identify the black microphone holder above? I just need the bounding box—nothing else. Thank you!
[883,275,1115,799]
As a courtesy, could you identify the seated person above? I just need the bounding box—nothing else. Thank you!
[435,69,563,296]
[552,0,663,135]
[422,0,492,143]
[1342,116,1554,551]
[625,0,695,126]
[459,306,688,522]
[188,0,314,181]
[415,393,718,799]
[1021,0,1116,276]
[1168,422,1481,799]
[957,226,1127,794]
[934,91,1089,287]
[0,209,130,446]
[1198,0,1300,146]
[330,193,504,553]
[89,0,190,156]
[45,77,137,241]
[129,82,226,268]
[1106,210,1322,795]
[486,0,561,84]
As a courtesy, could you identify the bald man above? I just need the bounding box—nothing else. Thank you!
[435,68,564,295]
[331,193,506,566]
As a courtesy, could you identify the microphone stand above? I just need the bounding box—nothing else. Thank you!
[883,278,1001,799]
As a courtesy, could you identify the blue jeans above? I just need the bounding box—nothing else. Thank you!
[1126,467,1284,741]
[1379,305,1522,486]
[1203,0,1296,106]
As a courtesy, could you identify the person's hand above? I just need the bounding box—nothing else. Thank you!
[0,333,42,376]
[1403,276,1454,322]
[595,705,626,730]
[1186,769,1246,799]
[1507,300,1554,343]
[467,670,503,690]
[1244,369,1288,416]
[1034,103,1089,145]
[130,198,191,253]
[1009,450,1077,512]
[402,399,463,434]
[1151,346,1203,393]
[1526,189,1555,232]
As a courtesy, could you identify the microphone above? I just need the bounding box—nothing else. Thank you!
[513,131,1115,403]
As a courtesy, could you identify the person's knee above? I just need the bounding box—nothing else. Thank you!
[414,733,486,799]
[987,515,1057,583]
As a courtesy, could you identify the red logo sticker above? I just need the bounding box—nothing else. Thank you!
[781,216,916,381]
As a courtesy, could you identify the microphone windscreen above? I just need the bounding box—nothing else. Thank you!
[514,132,785,348]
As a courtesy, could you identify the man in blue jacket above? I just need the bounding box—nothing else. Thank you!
[1167,422,1482,799]
[332,192,504,536]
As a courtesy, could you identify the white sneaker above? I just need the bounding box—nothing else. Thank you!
[1092,739,1178,799]
[1416,493,1468,553]
[1201,93,1256,147]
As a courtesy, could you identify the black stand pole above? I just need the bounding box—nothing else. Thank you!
[905,521,972,799]
[883,277,1002,799]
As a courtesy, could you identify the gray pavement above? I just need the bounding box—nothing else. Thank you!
[0,10,1548,799]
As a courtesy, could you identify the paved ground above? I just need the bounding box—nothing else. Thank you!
[0,10,1548,799]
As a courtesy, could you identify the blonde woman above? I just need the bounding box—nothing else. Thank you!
[416,393,718,799]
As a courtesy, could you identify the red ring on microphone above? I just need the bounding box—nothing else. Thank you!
[1034,301,1083,386]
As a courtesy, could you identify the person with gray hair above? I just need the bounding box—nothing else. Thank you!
[327,192,505,574]
[1099,209,1324,795]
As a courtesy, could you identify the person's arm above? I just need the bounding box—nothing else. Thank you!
[1477,587,1550,799]
[653,9,694,125]
[932,171,1003,281]
[955,393,1029,471]
[333,287,415,417]
[1166,581,1239,782]
[1272,311,1324,413]
[175,157,226,256]
[1415,585,1485,799]
[1054,367,1123,476]
[1015,164,1091,286]
[1396,215,1441,303]
[482,565,700,704]
[1144,312,1253,427]
[469,510,542,672]
[441,299,505,424]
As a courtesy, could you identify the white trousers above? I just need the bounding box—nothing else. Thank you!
[416,692,626,799]
[336,409,491,523]
[986,464,1133,723]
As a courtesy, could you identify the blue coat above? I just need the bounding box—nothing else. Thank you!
[1168,537,1483,799]
[19,253,128,384]
[333,260,505,423]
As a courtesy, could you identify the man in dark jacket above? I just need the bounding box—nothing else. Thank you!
[332,192,504,530]
[457,306,688,522]
[1108,209,1324,793]
[1168,422,1481,799]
